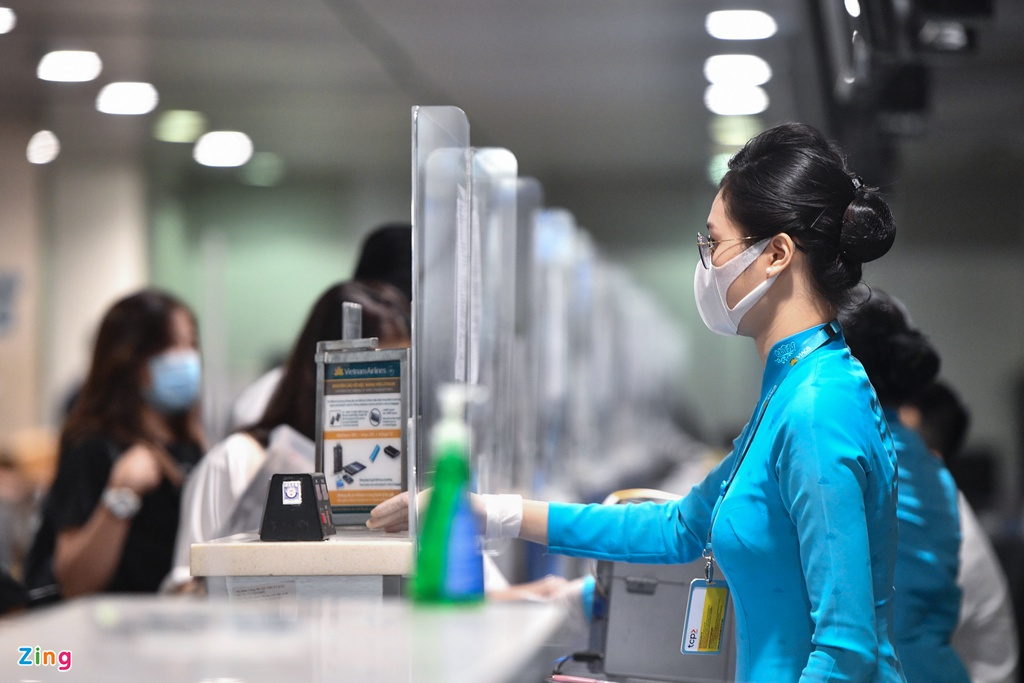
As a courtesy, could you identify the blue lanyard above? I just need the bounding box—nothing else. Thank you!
[702,321,840,582]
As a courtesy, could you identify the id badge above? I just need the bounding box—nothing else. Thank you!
[681,578,730,654]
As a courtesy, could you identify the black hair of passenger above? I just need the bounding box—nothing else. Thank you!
[245,280,410,447]
[354,223,412,302]
[838,287,940,407]
[905,380,971,461]
[719,122,896,310]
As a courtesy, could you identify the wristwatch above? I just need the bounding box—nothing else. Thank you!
[102,487,142,520]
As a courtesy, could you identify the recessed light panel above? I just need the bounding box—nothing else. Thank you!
[0,8,16,34]
[704,55,772,87]
[704,85,770,116]
[37,50,102,82]
[193,131,254,167]
[96,82,159,115]
[27,130,60,164]
[705,11,778,40]
[153,110,208,143]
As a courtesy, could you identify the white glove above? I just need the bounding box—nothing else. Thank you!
[481,493,523,539]
[367,489,522,540]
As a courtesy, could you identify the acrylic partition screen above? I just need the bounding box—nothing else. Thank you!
[527,230,692,502]
[466,148,518,501]
[511,178,543,495]
[411,105,470,535]
[528,208,580,500]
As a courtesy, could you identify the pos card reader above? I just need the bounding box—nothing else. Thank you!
[259,473,337,541]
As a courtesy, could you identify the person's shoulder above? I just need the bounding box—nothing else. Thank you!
[185,432,266,493]
[202,432,263,466]
[777,350,874,427]
[59,435,120,464]
[785,348,860,394]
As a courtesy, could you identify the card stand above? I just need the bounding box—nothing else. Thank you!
[259,473,336,542]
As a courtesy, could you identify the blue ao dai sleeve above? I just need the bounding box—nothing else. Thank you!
[546,452,736,564]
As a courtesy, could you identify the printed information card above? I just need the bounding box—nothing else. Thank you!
[315,346,408,516]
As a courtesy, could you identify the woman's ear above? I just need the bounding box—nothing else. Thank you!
[764,233,796,278]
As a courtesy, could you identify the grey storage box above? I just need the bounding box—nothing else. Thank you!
[589,558,736,682]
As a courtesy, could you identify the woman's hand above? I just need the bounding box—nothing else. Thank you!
[108,443,163,495]
[366,490,432,533]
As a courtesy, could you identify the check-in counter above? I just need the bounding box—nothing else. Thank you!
[0,594,574,682]
[190,527,413,600]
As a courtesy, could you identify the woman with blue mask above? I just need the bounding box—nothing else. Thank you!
[24,290,205,602]
[371,123,906,682]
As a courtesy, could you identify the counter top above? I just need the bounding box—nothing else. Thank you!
[0,595,575,683]
[190,527,414,577]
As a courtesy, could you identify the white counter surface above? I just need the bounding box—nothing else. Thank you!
[0,594,575,683]
[190,527,414,577]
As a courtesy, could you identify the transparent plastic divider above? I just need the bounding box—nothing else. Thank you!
[511,178,543,495]
[466,147,518,506]
[567,231,599,497]
[529,208,580,500]
[411,105,470,546]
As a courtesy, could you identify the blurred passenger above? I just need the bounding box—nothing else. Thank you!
[353,222,412,302]
[840,288,968,683]
[900,380,1019,683]
[23,290,206,603]
[229,223,411,429]
[164,280,410,592]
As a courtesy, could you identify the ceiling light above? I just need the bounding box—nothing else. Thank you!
[844,0,862,18]
[96,82,159,115]
[704,85,770,116]
[0,8,16,34]
[704,55,772,86]
[193,131,253,167]
[705,11,777,40]
[37,50,102,82]
[707,152,733,186]
[153,110,207,143]
[709,116,764,147]
[26,130,60,164]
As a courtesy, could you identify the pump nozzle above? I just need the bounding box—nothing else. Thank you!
[432,383,488,457]
[437,383,488,418]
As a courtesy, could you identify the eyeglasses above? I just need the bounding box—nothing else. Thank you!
[696,232,760,269]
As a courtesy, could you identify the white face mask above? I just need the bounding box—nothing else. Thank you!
[693,238,777,336]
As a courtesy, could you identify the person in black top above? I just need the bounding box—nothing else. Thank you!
[25,289,206,602]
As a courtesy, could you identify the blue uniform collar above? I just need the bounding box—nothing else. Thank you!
[760,321,843,401]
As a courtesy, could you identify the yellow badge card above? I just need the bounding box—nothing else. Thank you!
[681,578,730,654]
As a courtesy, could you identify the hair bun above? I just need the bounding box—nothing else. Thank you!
[840,189,895,264]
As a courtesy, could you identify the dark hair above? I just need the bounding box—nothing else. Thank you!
[354,223,412,302]
[62,289,204,449]
[839,287,939,406]
[720,122,896,309]
[905,380,970,461]
[246,280,411,445]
